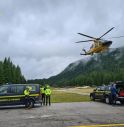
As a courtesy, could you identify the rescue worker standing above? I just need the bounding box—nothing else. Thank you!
[45,85,51,106]
[110,83,118,105]
[24,87,31,108]
[40,86,45,106]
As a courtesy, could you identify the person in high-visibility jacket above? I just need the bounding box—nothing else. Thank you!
[45,85,51,106]
[40,86,45,106]
[24,87,31,108]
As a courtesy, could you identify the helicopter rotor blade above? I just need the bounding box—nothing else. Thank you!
[109,36,124,39]
[75,40,93,43]
[99,27,115,39]
[77,33,96,39]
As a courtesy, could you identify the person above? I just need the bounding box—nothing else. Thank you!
[24,87,31,108]
[110,82,118,105]
[40,86,45,106]
[45,85,51,106]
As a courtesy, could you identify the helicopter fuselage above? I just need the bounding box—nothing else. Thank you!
[77,27,115,55]
[87,40,112,54]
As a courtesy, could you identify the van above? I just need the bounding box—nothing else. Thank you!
[0,84,42,108]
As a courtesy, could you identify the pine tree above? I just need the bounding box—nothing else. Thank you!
[0,57,26,84]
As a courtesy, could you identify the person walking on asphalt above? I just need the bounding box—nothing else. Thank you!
[45,85,52,106]
[110,82,118,105]
[40,86,45,106]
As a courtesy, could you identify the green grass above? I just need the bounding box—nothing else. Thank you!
[51,91,90,103]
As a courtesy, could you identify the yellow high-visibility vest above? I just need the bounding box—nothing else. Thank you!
[45,88,51,95]
[40,87,45,94]
[24,89,30,96]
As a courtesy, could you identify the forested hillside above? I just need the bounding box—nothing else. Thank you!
[28,47,124,87]
[0,57,26,84]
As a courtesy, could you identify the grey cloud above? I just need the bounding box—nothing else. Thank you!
[12,56,81,79]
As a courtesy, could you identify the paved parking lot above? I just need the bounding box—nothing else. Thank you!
[0,102,124,127]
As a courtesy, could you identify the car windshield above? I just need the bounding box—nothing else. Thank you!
[105,85,111,91]
[96,86,105,91]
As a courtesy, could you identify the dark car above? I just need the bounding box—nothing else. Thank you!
[90,81,124,104]
[0,84,42,108]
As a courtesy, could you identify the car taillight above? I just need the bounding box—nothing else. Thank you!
[119,91,124,97]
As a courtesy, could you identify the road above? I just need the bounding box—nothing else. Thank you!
[0,102,124,127]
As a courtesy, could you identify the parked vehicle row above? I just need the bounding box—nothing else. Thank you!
[90,81,124,104]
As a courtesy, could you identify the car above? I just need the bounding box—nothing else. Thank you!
[90,81,124,104]
[0,84,42,108]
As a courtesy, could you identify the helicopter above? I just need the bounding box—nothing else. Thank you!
[76,27,124,55]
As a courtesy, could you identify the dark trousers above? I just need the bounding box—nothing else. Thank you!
[25,95,30,107]
[111,94,116,104]
[41,93,45,106]
[46,95,51,106]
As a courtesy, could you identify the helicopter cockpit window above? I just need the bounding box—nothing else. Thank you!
[100,39,108,43]
[90,44,93,49]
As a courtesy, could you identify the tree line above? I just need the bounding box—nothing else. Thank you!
[0,57,26,84]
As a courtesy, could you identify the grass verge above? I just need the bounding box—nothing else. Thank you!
[51,91,90,103]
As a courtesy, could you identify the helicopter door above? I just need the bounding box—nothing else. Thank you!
[94,42,98,47]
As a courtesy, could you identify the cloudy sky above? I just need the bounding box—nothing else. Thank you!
[0,0,124,79]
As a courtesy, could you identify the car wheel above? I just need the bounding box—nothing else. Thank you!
[29,99,35,108]
[90,95,95,101]
[105,96,112,104]
[105,96,110,104]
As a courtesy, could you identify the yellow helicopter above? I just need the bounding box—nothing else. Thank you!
[76,27,123,55]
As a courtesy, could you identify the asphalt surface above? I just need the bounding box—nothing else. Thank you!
[0,102,124,127]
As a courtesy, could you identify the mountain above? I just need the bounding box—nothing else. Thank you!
[28,47,124,86]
